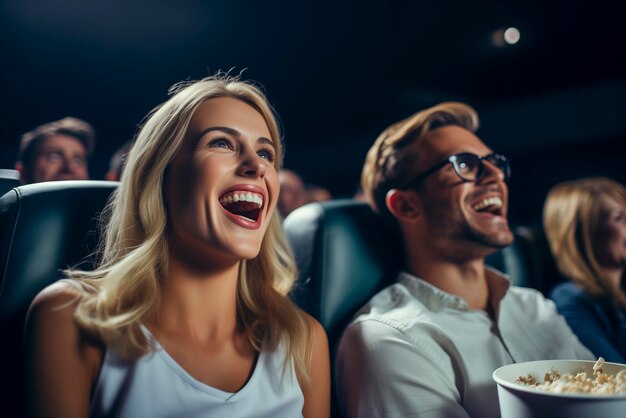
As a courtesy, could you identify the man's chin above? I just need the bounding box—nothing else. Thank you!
[472,227,514,250]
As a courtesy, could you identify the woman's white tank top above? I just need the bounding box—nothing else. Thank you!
[89,328,304,418]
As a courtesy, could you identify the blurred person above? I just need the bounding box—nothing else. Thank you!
[544,177,626,363]
[25,75,330,418]
[353,184,366,202]
[278,168,310,216]
[104,140,133,181]
[306,184,332,203]
[15,117,95,184]
[336,102,594,418]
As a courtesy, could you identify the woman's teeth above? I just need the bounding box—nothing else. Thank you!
[219,191,263,207]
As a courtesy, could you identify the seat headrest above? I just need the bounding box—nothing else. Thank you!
[284,200,403,341]
[0,180,118,318]
[0,169,20,198]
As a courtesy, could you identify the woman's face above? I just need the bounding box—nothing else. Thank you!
[165,97,280,264]
[592,193,626,271]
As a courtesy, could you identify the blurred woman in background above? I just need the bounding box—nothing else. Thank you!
[544,177,626,363]
[25,75,330,417]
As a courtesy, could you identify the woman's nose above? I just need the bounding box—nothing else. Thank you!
[237,153,267,178]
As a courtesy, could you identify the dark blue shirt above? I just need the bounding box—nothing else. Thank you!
[550,282,626,363]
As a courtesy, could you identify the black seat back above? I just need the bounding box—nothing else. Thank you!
[284,200,403,345]
[284,200,402,417]
[0,180,117,417]
[0,169,20,198]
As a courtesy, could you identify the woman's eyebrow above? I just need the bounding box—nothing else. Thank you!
[195,126,241,141]
[195,127,274,149]
[258,137,275,148]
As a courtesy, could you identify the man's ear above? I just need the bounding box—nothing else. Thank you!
[386,189,422,222]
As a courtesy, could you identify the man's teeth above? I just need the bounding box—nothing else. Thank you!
[473,196,503,211]
[219,191,263,207]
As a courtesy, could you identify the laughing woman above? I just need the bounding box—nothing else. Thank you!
[25,75,330,418]
[544,177,626,363]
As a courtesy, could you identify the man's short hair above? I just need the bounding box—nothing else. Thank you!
[19,117,96,165]
[361,102,479,222]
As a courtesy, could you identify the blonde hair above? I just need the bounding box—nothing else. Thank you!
[543,177,626,308]
[361,102,479,222]
[67,74,312,380]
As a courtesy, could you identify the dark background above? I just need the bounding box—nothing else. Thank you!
[1,0,625,224]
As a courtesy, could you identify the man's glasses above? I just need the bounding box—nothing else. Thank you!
[403,153,511,188]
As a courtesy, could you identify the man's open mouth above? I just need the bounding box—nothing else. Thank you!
[471,196,505,217]
[219,191,264,222]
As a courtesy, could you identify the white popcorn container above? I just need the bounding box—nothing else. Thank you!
[492,359,626,418]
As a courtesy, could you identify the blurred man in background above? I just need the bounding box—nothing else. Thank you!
[104,140,133,181]
[306,184,332,203]
[278,169,311,216]
[15,117,95,184]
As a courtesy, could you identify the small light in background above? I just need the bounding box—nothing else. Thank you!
[491,27,521,48]
[504,27,521,45]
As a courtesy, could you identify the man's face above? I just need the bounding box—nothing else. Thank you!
[414,126,514,259]
[27,134,89,183]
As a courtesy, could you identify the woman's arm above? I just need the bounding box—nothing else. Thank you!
[301,314,330,418]
[24,282,103,418]
[556,296,625,363]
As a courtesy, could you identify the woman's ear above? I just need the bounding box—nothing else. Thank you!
[386,189,422,222]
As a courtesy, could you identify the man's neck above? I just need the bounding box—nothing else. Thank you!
[407,255,490,311]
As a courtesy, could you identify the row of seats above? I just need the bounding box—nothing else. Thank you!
[0,181,566,416]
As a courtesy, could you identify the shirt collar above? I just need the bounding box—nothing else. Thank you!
[398,267,511,313]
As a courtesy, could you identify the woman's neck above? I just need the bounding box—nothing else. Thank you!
[153,255,242,344]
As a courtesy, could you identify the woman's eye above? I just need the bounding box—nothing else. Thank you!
[257,148,275,162]
[208,137,233,149]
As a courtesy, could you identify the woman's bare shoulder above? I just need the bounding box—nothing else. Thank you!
[26,279,104,371]
[26,281,104,417]
[298,311,331,418]
[27,279,102,348]
[300,311,327,341]
[29,280,84,320]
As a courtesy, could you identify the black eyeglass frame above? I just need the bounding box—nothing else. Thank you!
[402,152,511,189]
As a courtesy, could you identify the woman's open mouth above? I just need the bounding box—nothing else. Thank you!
[219,190,264,227]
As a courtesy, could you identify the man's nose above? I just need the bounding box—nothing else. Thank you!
[478,160,505,184]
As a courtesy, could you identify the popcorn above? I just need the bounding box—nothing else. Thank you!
[516,358,626,395]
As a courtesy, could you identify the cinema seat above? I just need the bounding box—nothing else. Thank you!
[284,200,402,416]
[0,169,20,198]
[0,180,118,417]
